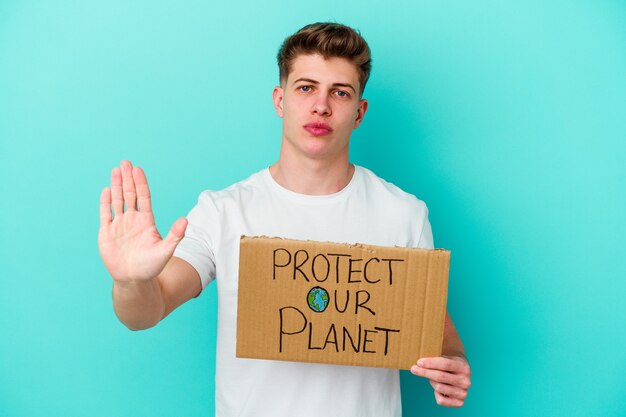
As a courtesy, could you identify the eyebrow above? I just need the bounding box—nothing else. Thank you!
[292,77,357,94]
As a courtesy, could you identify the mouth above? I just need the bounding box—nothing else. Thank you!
[303,122,333,136]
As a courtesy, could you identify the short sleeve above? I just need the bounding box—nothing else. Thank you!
[173,191,218,291]
[417,204,435,250]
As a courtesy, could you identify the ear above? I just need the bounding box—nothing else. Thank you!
[353,98,368,129]
[272,86,284,118]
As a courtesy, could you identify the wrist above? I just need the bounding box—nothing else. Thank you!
[113,276,159,291]
[442,349,468,363]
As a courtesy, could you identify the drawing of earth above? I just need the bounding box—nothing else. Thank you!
[307,286,329,313]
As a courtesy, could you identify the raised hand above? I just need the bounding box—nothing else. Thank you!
[98,160,187,283]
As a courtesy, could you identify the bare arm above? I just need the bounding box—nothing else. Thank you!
[112,257,201,330]
[410,311,472,407]
[441,311,467,360]
[99,160,201,330]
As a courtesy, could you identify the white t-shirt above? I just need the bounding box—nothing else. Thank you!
[174,166,434,417]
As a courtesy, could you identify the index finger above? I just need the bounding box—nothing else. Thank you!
[417,357,469,374]
[133,166,152,213]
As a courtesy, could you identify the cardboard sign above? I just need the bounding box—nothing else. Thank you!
[236,236,450,370]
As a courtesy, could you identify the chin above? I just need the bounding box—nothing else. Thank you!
[284,133,348,159]
[300,137,338,154]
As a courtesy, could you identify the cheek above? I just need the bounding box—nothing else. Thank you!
[340,108,360,126]
[282,111,301,132]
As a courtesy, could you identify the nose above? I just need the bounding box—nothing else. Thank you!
[311,91,331,116]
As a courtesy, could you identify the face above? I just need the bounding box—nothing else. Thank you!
[272,54,368,161]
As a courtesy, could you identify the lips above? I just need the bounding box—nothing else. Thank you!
[304,122,333,136]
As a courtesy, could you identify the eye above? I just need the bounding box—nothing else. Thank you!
[299,85,312,92]
[335,90,349,98]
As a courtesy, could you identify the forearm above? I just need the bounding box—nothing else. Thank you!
[441,312,467,361]
[412,311,471,407]
[112,277,165,331]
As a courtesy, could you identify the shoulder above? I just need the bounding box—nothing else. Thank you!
[356,166,429,217]
[195,168,268,208]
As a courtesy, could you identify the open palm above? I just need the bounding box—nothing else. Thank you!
[98,160,187,282]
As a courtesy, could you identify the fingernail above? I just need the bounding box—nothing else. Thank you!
[410,366,418,374]
[417,359,424,367]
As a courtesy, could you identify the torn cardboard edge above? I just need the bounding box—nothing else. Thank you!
[236,236,450,370]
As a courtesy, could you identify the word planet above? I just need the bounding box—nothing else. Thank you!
[307,287,329,313]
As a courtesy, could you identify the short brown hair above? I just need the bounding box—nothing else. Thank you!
[277,22,372,96]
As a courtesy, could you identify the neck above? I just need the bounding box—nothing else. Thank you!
[269,155,355,195]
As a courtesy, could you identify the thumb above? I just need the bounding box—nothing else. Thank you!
[161,217,188,252]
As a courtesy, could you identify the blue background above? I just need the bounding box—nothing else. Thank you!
[1,1,625,416]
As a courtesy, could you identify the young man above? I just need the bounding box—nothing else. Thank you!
[99,23,471,416]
